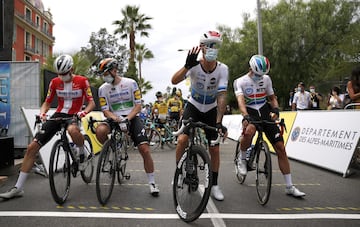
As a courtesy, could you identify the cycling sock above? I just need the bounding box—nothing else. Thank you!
[212,172,218,185]
[147,172,155,184]
[283,174,293,188]
[15,171,29,190]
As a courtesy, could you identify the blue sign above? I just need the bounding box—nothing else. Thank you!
[0,62,11,136]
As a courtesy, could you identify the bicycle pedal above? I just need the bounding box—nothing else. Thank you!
[125,173,130,180]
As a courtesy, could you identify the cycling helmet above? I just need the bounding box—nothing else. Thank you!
[97,58,118,75]
[200,31,222,47]
[156,91,163,98]
[249,55,270,76]
[53,54,73,74]
[175,90,181,97]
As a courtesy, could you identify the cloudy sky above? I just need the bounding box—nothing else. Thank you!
[41,0,278,103]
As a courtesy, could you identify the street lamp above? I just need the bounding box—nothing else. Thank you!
[257,0,263,55]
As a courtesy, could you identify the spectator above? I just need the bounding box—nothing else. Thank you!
[292,82,311,110]
[225,105,232,115]
[327,86,343,110]
[309,85,323,110]
[346,66,360,109]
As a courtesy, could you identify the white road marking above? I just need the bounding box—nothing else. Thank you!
[0,212,359,219]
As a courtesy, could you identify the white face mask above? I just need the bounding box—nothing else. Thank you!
[297,87,302,92]
[103,74,114,84]
[204,48,218,62]
[310,88,315,93]
[59,74,71,82]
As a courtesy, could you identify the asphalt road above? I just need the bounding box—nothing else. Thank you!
[0,139,359,227]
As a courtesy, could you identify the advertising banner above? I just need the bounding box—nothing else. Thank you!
[0,62,11,135]
[286,111,360,176]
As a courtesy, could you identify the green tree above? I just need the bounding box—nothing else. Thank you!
[135,43,154,94]
[113,5,153,80]
[219,0,360,109]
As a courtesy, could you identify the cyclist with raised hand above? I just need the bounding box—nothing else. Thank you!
[233,54,305,197]
[95,58,160,197]
[0,54,95,200]
[171,30,228,201]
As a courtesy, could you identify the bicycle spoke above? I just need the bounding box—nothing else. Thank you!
[256,142,272,205]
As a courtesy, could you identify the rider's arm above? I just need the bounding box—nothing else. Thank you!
[39,101,51,115]
[216,91,227,123]
[83,100,95,115]
[126,103,141,121]
[236,94,249,117]
[171,67,188,85]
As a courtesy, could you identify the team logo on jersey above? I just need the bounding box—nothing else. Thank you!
[134,90,141,100]
[86,87,93,97]
[99,97,107,107]
[244,87,254,96]
[210,77,216,84]
[196,82,204,90]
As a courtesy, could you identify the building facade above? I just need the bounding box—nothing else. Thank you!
[0,0,54,63]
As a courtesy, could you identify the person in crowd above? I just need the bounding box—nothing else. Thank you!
[95,58,159,196]
[0,54,96,199]
[309,85,323,110]
[151,91,168,124]
[292,82,311,110]
[167,89,183,124]
[346,66,360,109]
[171,30,228,201]
[225,105,232,115]
[234,54,306,198]
[327,86,343,110]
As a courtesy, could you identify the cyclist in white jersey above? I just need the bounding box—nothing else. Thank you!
[233,55,305,197]
[172,31,228,201]
[95,58,159,197]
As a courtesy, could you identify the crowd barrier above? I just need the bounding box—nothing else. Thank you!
[223,110,360,177]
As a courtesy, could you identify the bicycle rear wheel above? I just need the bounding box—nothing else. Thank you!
[80,135,94,183]
[164,128,176,149]
[49,140,71,205]
[96,140,116,205]
[255,141,272,205]
[173,145,213,222]
[234,139,246,184]
[146,128,161,151]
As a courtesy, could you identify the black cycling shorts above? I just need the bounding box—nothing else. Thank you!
[128,116,148,146]
[246,104,284,145]
[181,102,218,143]
[35,112,76,146]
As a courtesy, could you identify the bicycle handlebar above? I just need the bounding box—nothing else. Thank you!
[173,118,222,145]
[88,116,129,134]
[248,118,287,133]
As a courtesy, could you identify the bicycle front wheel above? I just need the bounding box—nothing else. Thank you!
[80,135,94,183]
[255,141,272,205]
[96,140,116,205]
[173,145,213,222]
[49,140,71,205]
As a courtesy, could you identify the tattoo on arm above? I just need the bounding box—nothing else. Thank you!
[217,92,227,123]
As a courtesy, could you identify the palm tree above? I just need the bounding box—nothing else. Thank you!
[113,5,153,66]
[135,43,154,81]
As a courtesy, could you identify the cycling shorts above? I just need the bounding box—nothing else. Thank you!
[181,102,218,144]
[246,104,284,145]
[35,112,77,146]
[128,116,148,146]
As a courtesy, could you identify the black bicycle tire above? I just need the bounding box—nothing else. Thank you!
[255,141,272,205]
[80,135,94,183]
[117,135,128,184]
[173,145,213,222]
[235,140,246,184]
[165,127,176,149]
[96,140,116,205]
[49,140,71,205]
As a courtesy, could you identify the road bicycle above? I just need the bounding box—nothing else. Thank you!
[146,119,176,150]
[172,118,221,222]
[36,115,94,205]
[88,117,131,205]
[144,118,161,151]
[234,118,286,205]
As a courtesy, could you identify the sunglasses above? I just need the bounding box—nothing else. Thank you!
[201,42,220,49]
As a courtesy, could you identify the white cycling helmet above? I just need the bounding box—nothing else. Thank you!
[249,55,270,76]
[53,54,73,74]
[199,31,222,47]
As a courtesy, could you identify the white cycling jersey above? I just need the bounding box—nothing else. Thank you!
[233,73,274,111]
[186,61,228,113]
[98,77,142,116]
